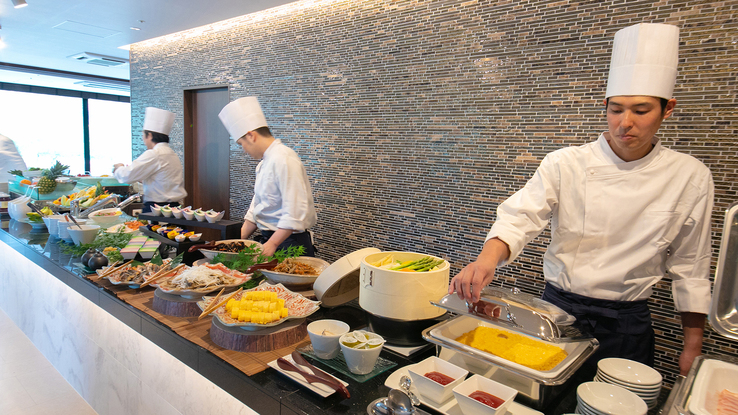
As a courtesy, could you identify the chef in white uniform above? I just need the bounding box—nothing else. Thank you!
[0,134,28,184]
[113,107,187,212]
[218,97,317,257]
[449,23,713,376]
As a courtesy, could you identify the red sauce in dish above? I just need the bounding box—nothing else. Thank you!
[423,371,455,386]
[469,390,505,408]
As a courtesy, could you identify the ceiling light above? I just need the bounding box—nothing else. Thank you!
[130,27,140,31]
[12,0,28,9]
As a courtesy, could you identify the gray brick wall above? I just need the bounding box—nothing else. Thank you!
[129,0,738,387]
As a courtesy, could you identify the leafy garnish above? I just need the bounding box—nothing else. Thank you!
[59,228,134,257]
[213,244,305,274]
[240,273,266,289]
[8,170,23,177]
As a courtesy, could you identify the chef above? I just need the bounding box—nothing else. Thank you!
[218,97,317,258]
[449,23,713,377]
[113,107,187,213]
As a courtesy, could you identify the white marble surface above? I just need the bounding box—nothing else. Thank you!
[0,240,259,415]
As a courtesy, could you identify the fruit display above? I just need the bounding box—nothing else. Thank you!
[52,184,109,208]
[37,161,69,194]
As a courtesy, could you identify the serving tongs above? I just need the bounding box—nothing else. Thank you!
[431,287,590,343]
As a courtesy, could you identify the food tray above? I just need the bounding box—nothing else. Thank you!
[423,315,597,385]
[710,203,738,340]
[197,283,320,329]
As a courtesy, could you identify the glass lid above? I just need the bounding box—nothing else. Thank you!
[432,286,592,343]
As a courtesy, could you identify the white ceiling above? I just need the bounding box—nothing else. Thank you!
[0,0,296,95]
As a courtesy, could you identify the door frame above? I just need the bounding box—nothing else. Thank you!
[182,84,230,213]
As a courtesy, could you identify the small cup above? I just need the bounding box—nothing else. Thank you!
[409,356,468,405]
[307,320,350,360]
[452,374,517,415]
[68,224,101,246]
[339,331,385,375]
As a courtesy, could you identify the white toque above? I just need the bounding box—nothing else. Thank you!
[218,97,269,141]
[142,107,175,136]
[605,23,679,100]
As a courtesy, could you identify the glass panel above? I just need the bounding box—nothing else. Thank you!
[88,99,132,176]
[0,90,84,174]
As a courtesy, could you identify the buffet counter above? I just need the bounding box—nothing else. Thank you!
[0,219,437,415]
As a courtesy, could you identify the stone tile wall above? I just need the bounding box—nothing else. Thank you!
[130,0,738,386]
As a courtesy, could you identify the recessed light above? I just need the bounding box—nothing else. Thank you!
[130,27,140,31]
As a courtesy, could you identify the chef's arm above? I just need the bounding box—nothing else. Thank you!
[449,237,511,303]
[261,229,293,257]
[679,312,705,376]
[241,220,257,239]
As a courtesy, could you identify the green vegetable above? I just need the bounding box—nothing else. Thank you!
[94,182,104,197]
[59,228,134,257]
[106,249,123,264]
[389,256,444,272]
[8,170,23,177]
[213,244,305,274]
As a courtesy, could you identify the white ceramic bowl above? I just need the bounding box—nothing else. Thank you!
[194,211,206,222]
[307,320,350,359]
[88,208,124,227]
[409,356,469,405]
[150,205,162,216]
[339,331,385,375]
[182,210,195,220]
[161,207,173,217]
[577,381,647,415]
[452,374,517,415]
[260,257,330,288]
[42,214,66,237]
[205,211,225,223]
[68,225,101,246]
[597,358,662,386]
[57,219,88,243]
[171,207,184,218]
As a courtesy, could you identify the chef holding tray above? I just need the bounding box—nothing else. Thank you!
[218,97,317,257]
[113,107,187,213]
[450,23,714,378]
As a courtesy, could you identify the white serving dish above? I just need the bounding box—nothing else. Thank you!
[267,353,348,398]
[454,374,518,415]
[156,264,250,298]
[597,358,662,386]
[88,208,124,226]
[199,239,263,260]
[688,357,738,415]
[197,283,321,329]
[260,257,330,287]
[384,363,544,415]
[577,382,647,415]
[360,251,449,320]
[409,356,468,405]
[67,224,101,246]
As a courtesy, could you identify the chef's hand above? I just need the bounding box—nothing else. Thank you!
[261,242,277,258]
[679,312,705,375]
[449,238,510,303]
[262,228,293,258]
[112,163,124,173]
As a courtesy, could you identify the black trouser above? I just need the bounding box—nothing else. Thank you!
[541,283,655,381]
[258,230,315,257]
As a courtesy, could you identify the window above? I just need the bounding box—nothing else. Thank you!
[88,99,132,176]
[0,90,84,173]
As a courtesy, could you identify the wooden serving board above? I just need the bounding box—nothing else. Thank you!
[85,274,311,376]
[152,288,202,317]
[210,318,308,352]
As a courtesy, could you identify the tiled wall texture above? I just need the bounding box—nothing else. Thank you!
[130,0,738,387]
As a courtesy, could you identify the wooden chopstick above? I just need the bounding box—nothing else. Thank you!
[197,287,225,319]
[198,288,243,320]
[96,260,130,280]
[140,264,186,288]
[146,262,173,281]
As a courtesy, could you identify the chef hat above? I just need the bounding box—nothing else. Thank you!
[605,23,679,100]
[142,107,175,136]
[218,97,269,141]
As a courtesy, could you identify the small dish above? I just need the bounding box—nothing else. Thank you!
[171,206,183,219]
[409,356,468,405]
[161,206,173,217]
[150,205,162,216]
[267,354,348,398]
[205,210,225,223]
[339,330,385,375]
[307,320,350,359]
[194,210,206,222]
[189,233,202,242]
[453,374,517,415]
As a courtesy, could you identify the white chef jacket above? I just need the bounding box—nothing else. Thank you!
[245,140,316,232]
[0,134,27,183]
[114,143,187,203]
[488,133,713,314]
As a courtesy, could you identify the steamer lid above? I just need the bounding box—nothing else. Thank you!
[433,287,591,343]
[314,247,380,307]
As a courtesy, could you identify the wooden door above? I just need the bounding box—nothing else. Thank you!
[183,87,231,241]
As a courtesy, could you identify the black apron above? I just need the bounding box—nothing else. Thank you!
[257,230,315,257]
[541,283,655,380]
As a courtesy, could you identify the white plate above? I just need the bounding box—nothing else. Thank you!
[594,373,660,394]
[384,363,543,415]
[577,382,647,415]
[688,358,738,415]
[154,264,251,298]
[106,223,140,234]
[596,358,662,386]
[197,283,321,329]
[261,257,330,286]
[267,354,348,397]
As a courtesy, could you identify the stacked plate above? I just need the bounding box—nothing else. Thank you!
[594,358,662,410]
[576,381,648,415]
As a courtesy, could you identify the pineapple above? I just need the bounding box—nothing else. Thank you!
[37,161,69,194]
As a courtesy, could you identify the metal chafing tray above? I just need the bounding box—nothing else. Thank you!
[661,354,738,415]
[423,287,599,410]
[709,203,738,340]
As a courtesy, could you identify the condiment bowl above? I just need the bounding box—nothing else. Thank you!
[57,219,89,243]
[408,356,468,405]
[150,205,162,216]
[171,207,183,218]
[339,331,385,375]
[68,225,101,246]
[307,319,350,359]
[452,374,517,415]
